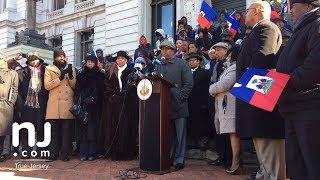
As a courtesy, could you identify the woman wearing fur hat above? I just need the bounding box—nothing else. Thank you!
[15,54,48,159]
[100,50,138,161]
[75,53,104,161]
[44,49,76,161]
[0,53,18,161]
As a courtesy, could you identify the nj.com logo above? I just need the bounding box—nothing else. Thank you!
[12,122,51,158]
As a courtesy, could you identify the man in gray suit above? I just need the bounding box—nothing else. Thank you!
[159,39,193,170]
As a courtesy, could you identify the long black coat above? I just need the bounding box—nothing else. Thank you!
[236,19,285,139]
[277,9,320,120]
[100,65,138,160]
[188,68,210,138]
[75,67,104,141]
[16,64,48,135]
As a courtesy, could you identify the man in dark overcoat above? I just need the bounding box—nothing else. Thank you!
[186,53,210,150]
[159,39,193,170]
[236,1,285,180]
[277,1,320,179]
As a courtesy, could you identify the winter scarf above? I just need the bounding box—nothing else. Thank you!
[25,66,42,108]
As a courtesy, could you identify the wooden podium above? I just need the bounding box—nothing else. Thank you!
[139,76,173,172]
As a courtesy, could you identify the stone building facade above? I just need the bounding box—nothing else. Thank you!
[0,0,247,66]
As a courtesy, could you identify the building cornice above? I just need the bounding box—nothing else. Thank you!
[0,19,26,29]
[0,4,105,30]
[37,4,105,29]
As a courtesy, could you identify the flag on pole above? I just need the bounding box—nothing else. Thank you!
[231,68,290,112]
[197,1,218,29]
[226,11,240,38]
[271,4,281,20]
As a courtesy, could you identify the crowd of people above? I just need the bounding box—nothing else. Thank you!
[0,0,319,179]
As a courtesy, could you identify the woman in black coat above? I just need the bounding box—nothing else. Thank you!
[101,51,138,161]
[16,54,48,158]
[75,54,104,161]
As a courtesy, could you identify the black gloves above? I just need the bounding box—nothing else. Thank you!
[83,97,95,105]
[59,64,74,80]
[59,70,66,80]
[67,64,74,80]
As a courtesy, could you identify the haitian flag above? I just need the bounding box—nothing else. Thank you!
[270,4,280,20]
[226,11,240,38]
[197,1,218,29]
[231,68,290,112]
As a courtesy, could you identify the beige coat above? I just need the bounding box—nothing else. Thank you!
[44,65,76,120]
[0,65,19,135]
[209,63,236,134]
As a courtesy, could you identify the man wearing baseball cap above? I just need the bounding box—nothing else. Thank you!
[276,1,320,179]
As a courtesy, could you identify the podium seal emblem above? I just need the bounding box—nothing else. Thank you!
[137,79,152,100]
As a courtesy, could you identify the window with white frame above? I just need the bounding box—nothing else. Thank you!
[79,29,94,65]
[53,0,65,11]
[0,0,6,14]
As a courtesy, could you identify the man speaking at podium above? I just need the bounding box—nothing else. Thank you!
[159,39,193,170]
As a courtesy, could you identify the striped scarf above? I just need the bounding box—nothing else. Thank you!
[25,66,42,108]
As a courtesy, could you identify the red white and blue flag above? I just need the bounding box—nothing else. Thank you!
[231,68,290,112]
[226,11,240,38]
[197,1,218,29]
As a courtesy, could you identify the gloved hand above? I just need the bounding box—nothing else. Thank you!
[59,70,66,80]
[83,97,95,105]
[67,65,74,79]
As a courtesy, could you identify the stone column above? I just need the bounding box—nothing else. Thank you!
[26,0,37,30]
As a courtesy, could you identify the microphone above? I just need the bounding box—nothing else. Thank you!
[133,57,147,80]
[134,57,146,71]
[151,57,164,77]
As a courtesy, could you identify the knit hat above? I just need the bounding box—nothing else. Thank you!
[85,51,98,62]
[155,29,166,38]
[96,49,103,53]
[53,49,66,59]
[27,52,44,63]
